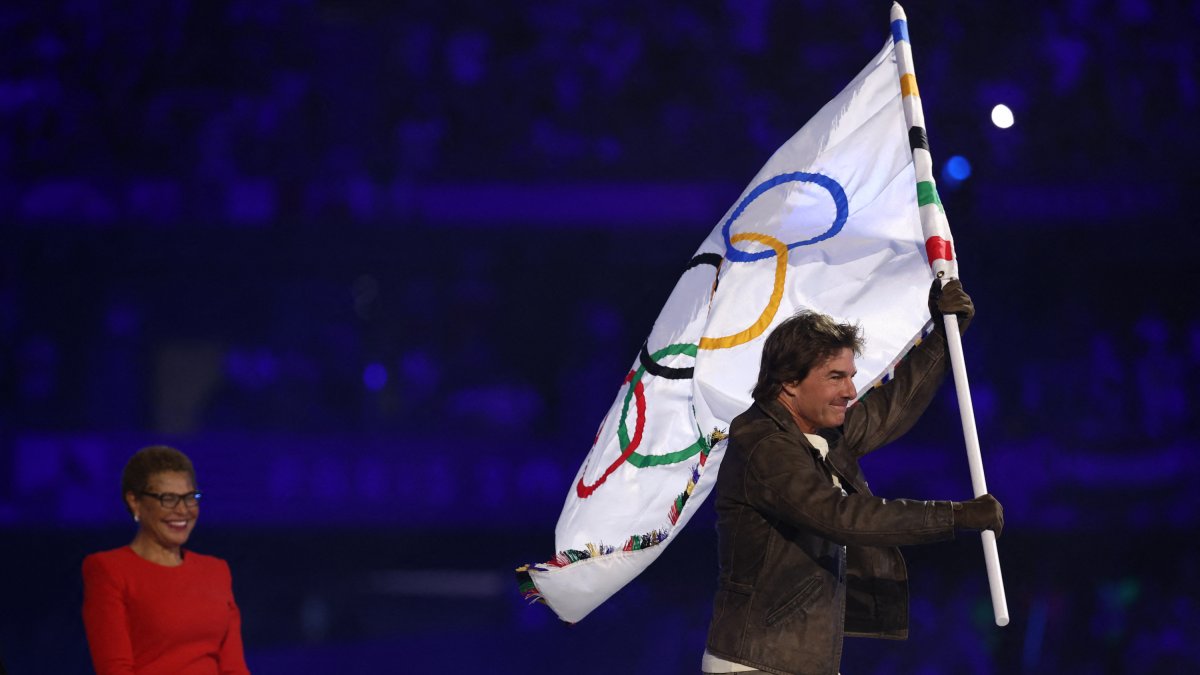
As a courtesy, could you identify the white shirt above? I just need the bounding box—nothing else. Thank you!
[701,650,759,673]
[805,433,842,491]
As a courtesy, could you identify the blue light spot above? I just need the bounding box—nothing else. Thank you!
[940,155,972,191]
[363,363,388,391]
[945,155,972,181]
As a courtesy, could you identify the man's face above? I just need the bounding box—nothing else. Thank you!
[779,347,857,433]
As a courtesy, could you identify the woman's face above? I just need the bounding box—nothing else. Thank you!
[127,471,199,549]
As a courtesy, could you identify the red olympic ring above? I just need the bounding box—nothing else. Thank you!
[576,370,646,498]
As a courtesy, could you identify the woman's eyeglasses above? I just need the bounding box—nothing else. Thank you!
[140,490,202,508]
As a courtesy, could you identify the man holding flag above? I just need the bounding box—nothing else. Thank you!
[519,5,1010,668]
[700,282,1003,675]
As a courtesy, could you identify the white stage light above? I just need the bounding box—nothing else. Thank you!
[991,104,1014,129]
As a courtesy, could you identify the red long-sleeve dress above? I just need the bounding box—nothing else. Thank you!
[82,546,251,675]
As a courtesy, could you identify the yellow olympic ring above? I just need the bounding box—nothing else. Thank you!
[698,232,787,351]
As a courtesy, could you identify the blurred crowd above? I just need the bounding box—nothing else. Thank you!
[1,0,1196,226]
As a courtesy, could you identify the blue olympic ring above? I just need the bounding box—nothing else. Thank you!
[721,172,849,263]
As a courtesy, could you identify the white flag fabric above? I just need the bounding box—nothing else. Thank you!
[519,28,941,624]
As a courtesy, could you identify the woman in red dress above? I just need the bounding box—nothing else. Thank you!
[82,445,251,675]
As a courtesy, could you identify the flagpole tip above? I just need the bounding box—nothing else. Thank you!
[890,2,907,22]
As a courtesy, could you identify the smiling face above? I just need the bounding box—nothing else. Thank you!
[778,347,858,433]
[125,471,199,551]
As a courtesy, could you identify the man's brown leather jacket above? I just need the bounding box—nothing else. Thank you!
[704,328,959,675]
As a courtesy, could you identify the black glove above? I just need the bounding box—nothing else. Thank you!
[928,278,974,332]
[953,493,1003,537]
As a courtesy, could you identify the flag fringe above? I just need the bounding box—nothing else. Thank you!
[515,565,546,605]
[515,427,727,604]
[860,320,935,399]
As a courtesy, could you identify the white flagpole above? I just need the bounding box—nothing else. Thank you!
[890,2,1009,627]
[942,314,1009,626]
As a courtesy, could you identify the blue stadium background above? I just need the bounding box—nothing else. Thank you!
[3,0,1199,672]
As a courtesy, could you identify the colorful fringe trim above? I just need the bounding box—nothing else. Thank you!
[666,428,722,525]
[515,565,543,605]
[515,426,728,605]
[860,320,935,400]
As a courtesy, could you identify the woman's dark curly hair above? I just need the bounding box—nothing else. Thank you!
[120,445,197,514]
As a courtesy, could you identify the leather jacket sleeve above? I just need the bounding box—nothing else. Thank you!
[741,430,956,547]
[839,324,951,459]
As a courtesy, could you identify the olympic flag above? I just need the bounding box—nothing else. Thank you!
[518,7,953,623]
